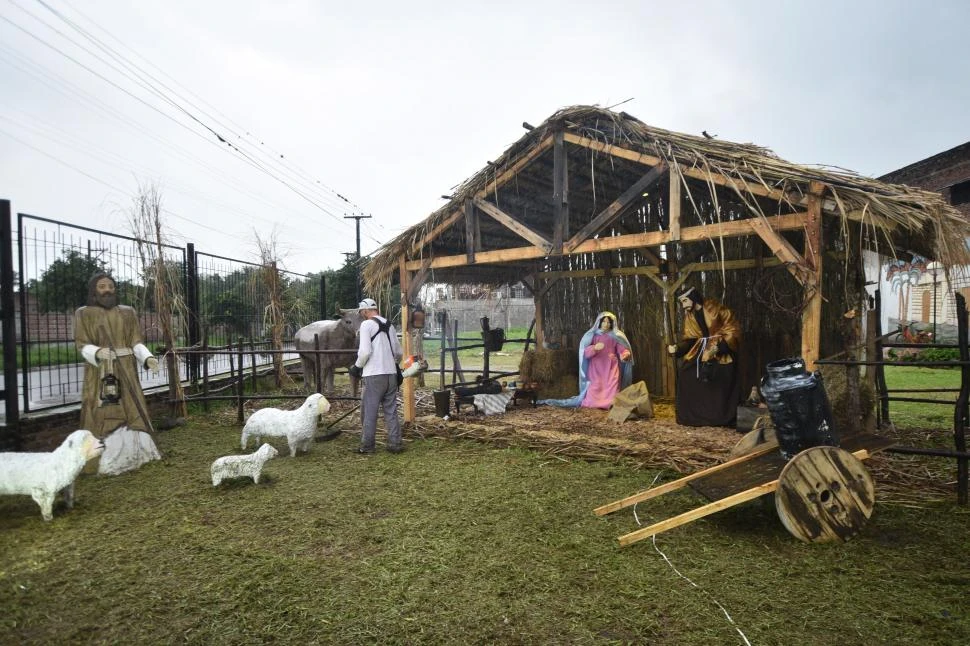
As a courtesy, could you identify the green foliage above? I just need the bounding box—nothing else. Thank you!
[28,249,105,313]
[914,347,961,364]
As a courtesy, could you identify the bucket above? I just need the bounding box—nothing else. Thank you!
[433,389,451,417]
[760,357,839,460]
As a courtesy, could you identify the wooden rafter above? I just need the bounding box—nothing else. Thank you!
[404,212,807,271]
[473,198,552,252]
[748,217,812,285]
[552,129,569,254]
[564,163,668,252]
[562,132,841,214]
[407,134,555,256]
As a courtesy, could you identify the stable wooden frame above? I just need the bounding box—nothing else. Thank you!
[397,137,829,422]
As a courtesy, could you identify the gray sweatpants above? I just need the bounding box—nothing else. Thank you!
[360,373,401,451]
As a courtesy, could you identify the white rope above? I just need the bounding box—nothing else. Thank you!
[632,476,753,646]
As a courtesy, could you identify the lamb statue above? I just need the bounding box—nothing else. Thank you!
[0,430,105,521]
[211,443,279,486]
[240,393,331,457]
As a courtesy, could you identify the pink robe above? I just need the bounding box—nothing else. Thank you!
[580,333,628,409]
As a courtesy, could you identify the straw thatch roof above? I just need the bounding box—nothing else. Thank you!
[364,105,970,293]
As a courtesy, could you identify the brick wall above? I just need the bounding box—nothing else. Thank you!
[879,141,970,219]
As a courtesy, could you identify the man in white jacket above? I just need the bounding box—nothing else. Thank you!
[349,298,404,454]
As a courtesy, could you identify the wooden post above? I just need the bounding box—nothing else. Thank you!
[399,256,415,423]
[802,182,825,371]
[534,279,545,350]
[552,129,569,254]
[668,169,681,241]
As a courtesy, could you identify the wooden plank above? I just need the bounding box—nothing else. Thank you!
[474,198,552,251]
[669,171,682,241]
[593,442,780,516]
[565,163,668,252]
[749,217,810,285]
[465,199,477,263]
[408,135,554,256]
[552,129,568,254]
[399,256,415,423]
[802,182,825,371]
[618,481,779,546]
[404,213,806,271]
[406,257,433,304]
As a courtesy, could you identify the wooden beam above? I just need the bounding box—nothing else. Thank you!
[594,443,779,516]
[668,171,682,241]
[748,217,812,286]
[563,132,841,213]
[618,481,780,546]
[537,276,563,299]
[404,213,807,271]
[565,163,668,252]
[399,256,415,423]
[406,256,433,304]
[802,182,825,371]
[408,134,554,256]
[465,199,477,263]
[552,129,569,254]
[474,198,552,251]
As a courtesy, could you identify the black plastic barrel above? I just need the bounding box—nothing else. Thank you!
[760,357,839,460]
[433,390,451,417]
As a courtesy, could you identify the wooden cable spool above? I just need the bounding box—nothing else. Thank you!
[774,445,875,543]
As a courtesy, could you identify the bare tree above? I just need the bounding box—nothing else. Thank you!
[129,182,187,417]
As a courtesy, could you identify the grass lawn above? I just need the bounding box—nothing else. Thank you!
[884,365,962,431]
[1,387,968,644]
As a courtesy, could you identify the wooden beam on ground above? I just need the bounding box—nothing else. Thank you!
[615,449,873,546]
[399,256,415,423]
[802,182,825,371]
[669,171,682,241]
[552,129,569,254]
[593,442,779,516]
[474,198,552,252]
[617,481,779,546]
[565,163,668,252]
[404,213,806,271]
[408,135,554,256]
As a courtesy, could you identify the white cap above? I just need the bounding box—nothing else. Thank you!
[358,298,378,311]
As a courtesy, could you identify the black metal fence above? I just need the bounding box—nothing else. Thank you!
[1,209,323,422]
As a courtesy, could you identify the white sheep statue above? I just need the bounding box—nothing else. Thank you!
[0,429,105,521]
[241,393,331,457]
[211,443,279,486]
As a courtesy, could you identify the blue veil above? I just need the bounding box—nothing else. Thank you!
[539,311,634,407]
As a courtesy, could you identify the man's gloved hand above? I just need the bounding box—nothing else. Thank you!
[666,344,678,355]
[145,356,160,373]
[348,364,363,379]
[95,347,116,361]
[717,340,730,356]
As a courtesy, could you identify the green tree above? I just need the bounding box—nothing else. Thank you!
[28,249,106,313]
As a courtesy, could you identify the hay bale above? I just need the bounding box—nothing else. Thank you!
[519,349,576,385]
[819,366,876,434]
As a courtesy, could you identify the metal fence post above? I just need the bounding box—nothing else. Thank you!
[1,200,20,447]
[186,242,200,383]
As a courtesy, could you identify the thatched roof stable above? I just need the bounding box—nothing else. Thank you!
[365,105,970,293]
[370,104,970,421]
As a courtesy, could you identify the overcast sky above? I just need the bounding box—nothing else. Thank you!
[2,0,969,276]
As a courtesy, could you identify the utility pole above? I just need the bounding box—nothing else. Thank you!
[344,213,372,302]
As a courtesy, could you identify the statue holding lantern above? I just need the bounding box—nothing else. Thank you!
[74,273,162,474]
